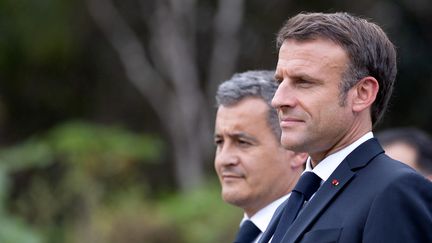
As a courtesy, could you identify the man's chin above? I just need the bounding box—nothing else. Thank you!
[222,190,246,205]
[281,141,300,151]
[281,136,307,152]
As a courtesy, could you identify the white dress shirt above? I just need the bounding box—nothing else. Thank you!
[264,132,374,243]
[240,194,290,243]
[304,132,374,188]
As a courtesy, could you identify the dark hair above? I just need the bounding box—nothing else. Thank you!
[376,127,432,175]
[215,70,280,140]
[277,12,397,125]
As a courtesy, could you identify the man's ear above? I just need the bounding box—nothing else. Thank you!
[290,152,308,169]
[351,77,379,112]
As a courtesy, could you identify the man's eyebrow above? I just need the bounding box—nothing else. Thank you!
[230,132,258,143]
[293,73,322,83]
[277,71,323,84]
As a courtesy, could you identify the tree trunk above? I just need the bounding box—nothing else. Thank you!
[87,0,244,192]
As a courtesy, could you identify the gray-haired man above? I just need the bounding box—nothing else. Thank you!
[214,70,307,242]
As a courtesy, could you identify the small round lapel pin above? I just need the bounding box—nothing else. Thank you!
[331,179,340,186]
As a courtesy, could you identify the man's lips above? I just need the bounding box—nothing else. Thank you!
[279,117,304,126]
[221,172,244,180]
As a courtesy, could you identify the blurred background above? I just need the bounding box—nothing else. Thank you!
[0,0,431,242]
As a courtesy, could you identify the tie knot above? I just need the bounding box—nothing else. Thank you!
[293,172,322,201]
[234,220,261,243]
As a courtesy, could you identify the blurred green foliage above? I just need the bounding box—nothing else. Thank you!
[85,183,241,243]
[159,183,241,243]
[0,121,239,242]
[0,121,161,242]
[0,0,77,66]
[0,215,42,243]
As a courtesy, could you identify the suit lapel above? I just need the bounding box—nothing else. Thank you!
[280,161,355,242]
[280,138,384,243]
[258,199,288,243]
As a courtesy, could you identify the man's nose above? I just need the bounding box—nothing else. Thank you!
[272,81,296,109]
[216,145,239,166]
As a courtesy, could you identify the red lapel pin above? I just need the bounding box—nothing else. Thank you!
[331,179,340,186]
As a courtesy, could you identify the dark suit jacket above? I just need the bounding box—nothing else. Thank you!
[260,138,432,243]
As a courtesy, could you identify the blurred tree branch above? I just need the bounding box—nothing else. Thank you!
[208,0,244,98]
[87,0,244,191]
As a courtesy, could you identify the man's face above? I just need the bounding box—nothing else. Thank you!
[273,39,356,162]
[383,142,418,171]
[214,97,303,216]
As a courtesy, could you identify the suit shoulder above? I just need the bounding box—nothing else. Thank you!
[363,163,432,242]
[355,153,431,195]
[369,153,432,194]
[369,153,419,177]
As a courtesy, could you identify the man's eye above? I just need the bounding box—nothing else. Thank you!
[297,79,313,87]
[237,140,251,146]
[214,139,223,146]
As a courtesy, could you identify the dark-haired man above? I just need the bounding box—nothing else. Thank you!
[260,12,432,243]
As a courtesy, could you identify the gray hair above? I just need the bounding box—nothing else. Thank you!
[277,12,397,125]
[215,70,281,140]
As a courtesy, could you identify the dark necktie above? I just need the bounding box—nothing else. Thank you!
[234,219,261,243]
[271,172,322,242]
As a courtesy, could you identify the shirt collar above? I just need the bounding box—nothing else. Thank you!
[305,132,374,182]
[241,193,290,232]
